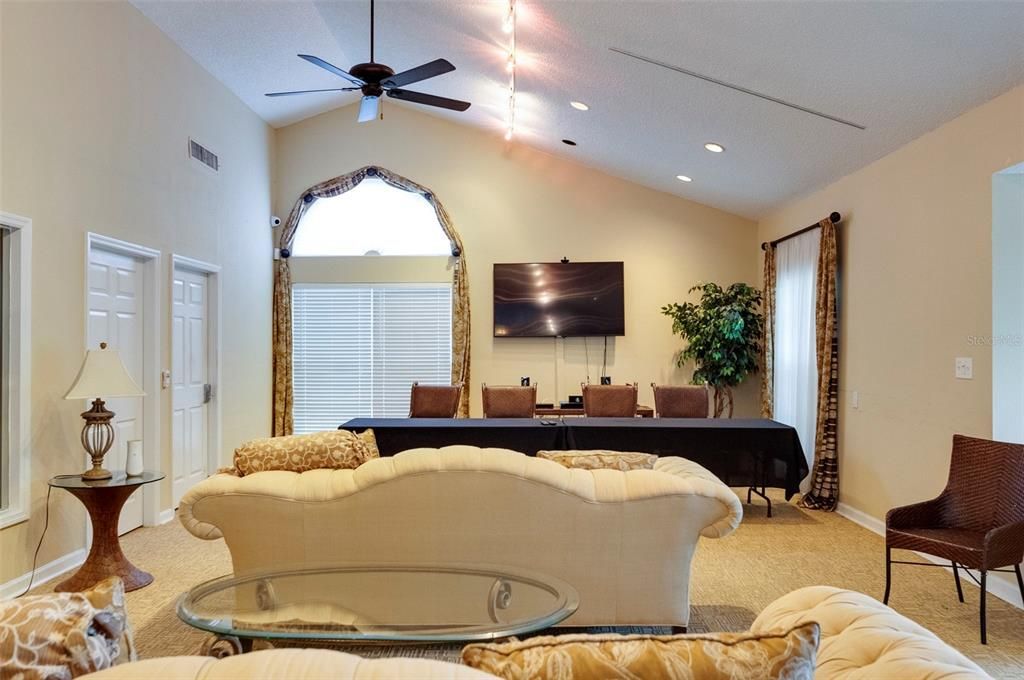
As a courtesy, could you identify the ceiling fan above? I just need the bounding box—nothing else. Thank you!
[265,0,471,122]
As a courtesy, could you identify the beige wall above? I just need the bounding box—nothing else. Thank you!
[0,2,274,583]
[758,85,1024,596]
[274,104,760,417]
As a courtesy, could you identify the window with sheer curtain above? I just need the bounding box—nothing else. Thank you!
[772,229,820,488]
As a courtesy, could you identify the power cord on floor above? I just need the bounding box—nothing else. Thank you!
[16,474,80,598]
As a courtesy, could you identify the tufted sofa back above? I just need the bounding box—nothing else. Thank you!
[751,586,992,679]
[179,446,741,628]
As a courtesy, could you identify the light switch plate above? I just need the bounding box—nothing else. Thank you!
[955,357,973,380]
[851,390,859,409]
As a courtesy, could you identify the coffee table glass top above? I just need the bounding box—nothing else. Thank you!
[178,564,579,642]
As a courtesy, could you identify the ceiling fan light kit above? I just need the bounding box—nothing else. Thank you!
[265,0,471,123]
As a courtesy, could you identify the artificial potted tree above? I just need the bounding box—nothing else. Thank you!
[661,282,763,417]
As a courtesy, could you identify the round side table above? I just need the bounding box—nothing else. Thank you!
[49,471,164,592]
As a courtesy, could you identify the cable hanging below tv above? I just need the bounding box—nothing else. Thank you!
[493,261,625,337]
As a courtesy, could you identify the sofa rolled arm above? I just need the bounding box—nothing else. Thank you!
[885,496,945,531]
[653,456,742,539]
[177,473,243,540]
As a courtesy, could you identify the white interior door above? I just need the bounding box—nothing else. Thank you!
[172,267,210,507]
[87,247,145,535]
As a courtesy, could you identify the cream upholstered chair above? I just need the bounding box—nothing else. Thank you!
[84,648,495,679]
[582,383,638,417]
[409,383,462,418]
[752,586,992,679]
[651,384,710,418]
[481,383,537,418]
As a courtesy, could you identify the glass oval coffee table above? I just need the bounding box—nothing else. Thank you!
[178,563,579,656]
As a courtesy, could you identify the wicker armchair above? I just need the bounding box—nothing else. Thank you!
[481,384,537,418]
[408,383,462,418]
[651,383,710,418]
[884,434,1024,644]
[581,383,638,417]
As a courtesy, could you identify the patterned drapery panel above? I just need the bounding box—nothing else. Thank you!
[272,166,471,435]
[760,246,777,419]
[799,218,840,510]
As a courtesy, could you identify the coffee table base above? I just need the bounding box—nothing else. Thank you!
[201,635,253,657]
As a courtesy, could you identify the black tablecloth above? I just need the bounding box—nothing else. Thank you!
[342,418,567,456]
[564,418,807,499]
[340,417,807,499]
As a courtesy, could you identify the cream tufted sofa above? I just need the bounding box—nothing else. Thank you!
[85,587,991,679]
[179,446,742,629]
[752,586,991,679]
[85,648,493,679]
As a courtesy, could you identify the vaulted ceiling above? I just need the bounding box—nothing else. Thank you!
[134,0,1024,218]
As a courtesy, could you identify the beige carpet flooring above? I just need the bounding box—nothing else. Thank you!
[44,490,1024,676]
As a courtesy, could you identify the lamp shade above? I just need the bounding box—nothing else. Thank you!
[64,344,145,399]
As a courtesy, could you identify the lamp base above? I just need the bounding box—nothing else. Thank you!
[80,398,116,481]
[81,466,113,481]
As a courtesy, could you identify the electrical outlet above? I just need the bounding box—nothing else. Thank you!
[955,357,973,380]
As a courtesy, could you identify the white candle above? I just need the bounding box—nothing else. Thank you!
[126,440,144,476]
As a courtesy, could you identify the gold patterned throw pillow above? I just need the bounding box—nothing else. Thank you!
[0,576,136,680]
[462,623,819,680]
[232,429,380,476]
[537,449,657,471]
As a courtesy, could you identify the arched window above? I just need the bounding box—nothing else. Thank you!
[290,177,451,257]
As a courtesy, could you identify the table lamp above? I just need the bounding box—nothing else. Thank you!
[64,342,146,480]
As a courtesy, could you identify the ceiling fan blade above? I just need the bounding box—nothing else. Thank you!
[382,58,456,89]
[298,54,365,86]
[387,88,470,112]
[265,87,359,97]
[358,96,380,122]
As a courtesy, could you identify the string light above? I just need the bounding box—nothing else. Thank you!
[503,0,517,141]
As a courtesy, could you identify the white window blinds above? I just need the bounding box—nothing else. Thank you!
[292,284,453,433]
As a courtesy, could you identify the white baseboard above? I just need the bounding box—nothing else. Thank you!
[837,502,1023,610]
[157,508,175,525]
[0,548,86,601]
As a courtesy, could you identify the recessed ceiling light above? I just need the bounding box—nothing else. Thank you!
[562,139,577,146]
[570,101,589,111]
[704,142,725,153]
[676,175,693,183]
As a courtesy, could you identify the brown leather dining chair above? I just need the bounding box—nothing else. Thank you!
[481,384,537,418]
[651,383,710,418]
[408,383,462,418]
[582,383,638,417]
[884,434,1024,644]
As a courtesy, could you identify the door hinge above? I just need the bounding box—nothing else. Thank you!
[204,384,214,403]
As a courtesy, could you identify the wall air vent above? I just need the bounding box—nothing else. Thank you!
[188,138,219,172]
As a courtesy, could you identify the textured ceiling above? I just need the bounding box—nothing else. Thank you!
[133,0,1024,219]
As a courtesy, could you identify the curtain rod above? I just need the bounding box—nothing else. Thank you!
[761,212,841,251]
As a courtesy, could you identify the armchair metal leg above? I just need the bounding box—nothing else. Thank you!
[952,561,964,603]
[1015,564,1024,606]
[980,570,987,645]
[883,546,892,605]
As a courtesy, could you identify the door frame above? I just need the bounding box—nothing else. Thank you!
[84,233,162,527]
[170,254,222,491]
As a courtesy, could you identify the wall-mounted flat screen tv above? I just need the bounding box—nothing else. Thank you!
[493,262,625,337]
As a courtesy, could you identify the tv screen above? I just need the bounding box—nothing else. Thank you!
[493,262,625,337]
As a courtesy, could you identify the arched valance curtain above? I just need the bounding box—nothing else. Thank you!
[272,165,471,435]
